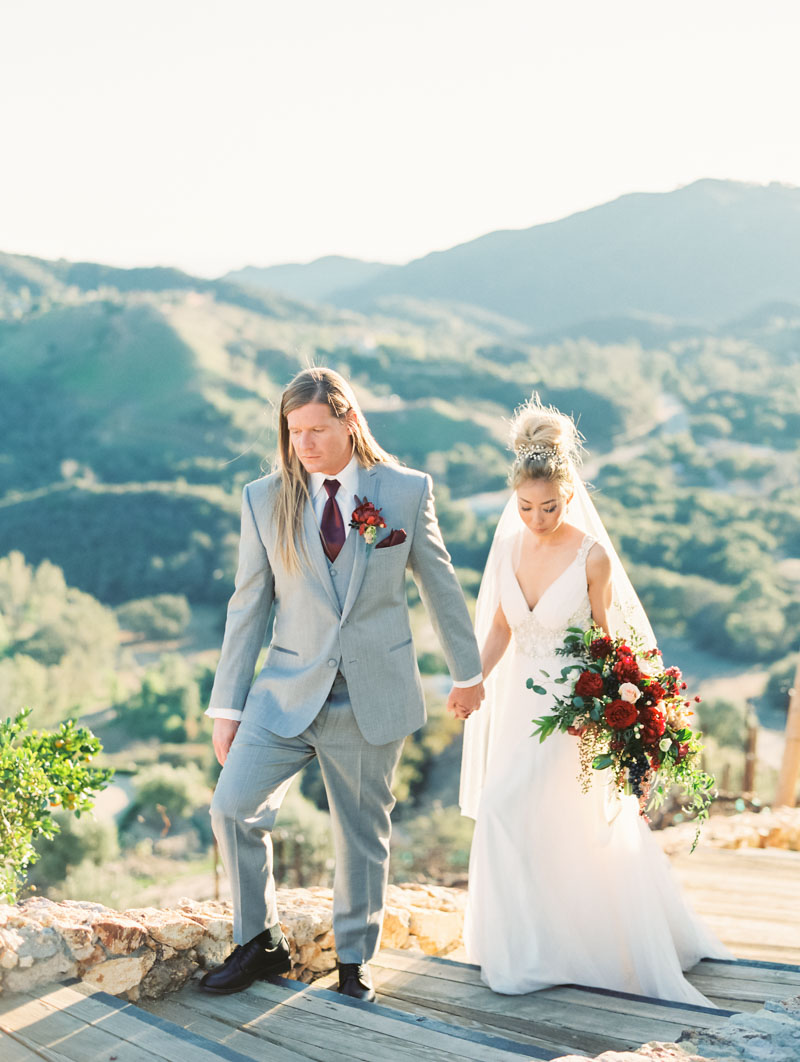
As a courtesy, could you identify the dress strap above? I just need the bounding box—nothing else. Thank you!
[576,533,596,566]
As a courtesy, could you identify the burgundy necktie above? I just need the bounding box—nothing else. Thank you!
[320,479,345,562]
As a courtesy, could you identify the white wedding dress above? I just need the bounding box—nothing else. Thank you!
[463,533,731,1003]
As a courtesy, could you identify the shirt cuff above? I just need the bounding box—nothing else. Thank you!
[452,673,483,688]
[205,708,243,721]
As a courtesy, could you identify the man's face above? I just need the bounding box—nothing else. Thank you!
[286,402,354,476]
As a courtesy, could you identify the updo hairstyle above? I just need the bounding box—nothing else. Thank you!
[508,394,582,495]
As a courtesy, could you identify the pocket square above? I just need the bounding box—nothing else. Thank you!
[375,528,407,549]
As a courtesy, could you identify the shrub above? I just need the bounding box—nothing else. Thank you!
[116,594,192,640]
[127,762,210,830]
[0,709,113,902]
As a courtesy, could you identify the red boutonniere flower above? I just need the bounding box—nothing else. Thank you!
[350,496,387,545]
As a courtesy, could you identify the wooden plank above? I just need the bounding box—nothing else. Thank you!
[361,963,711,1055]
[0,993,163,1062]
[0,1028,75,1062]
[36,981,260,1062]
[373,950,733,1023]
[682,973,794,1004]
[693,959,800,987]
[670,847,800,966]
[160,979,532,1062]
[140,996,326,1062]
[357,990,576,1057]
[258,976,553,1061]
[698,997,762,1014]
[0,1027,62,1062]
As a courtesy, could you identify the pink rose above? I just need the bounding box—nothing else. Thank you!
[618,682,641,704]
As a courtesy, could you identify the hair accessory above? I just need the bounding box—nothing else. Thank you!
[515,444,568,467]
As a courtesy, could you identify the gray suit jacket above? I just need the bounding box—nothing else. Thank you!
[208,461,482,745]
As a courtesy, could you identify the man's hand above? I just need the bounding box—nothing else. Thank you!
[212,718,241,766]
[446,681,485,721]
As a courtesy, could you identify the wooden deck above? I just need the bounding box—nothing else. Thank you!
[2,847,798,1060]
[669,846,800,965]
[4,952,799,1062]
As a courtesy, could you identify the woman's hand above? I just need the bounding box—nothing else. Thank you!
[213,718,241,766]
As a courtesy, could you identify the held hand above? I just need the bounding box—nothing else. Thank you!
[212,718,241,766]
[446,681,485,721]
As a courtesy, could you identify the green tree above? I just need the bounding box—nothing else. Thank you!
[117,656,206,743]
[115,594,192,640]
[0,552,119,725]
[28,813,119,893]
[126,762,210,832]
[0,709,113,902]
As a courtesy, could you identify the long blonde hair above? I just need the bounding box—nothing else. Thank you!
[274,367,395,572]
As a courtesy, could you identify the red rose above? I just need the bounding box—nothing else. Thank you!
[613,657,643,684]
[575,671,604,699]
[604,699,638,730]
[589,636,614,660]
[641,680,665,706]
[617,644,634,657]
[640,708,666,745]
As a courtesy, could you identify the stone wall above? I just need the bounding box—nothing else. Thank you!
[655,806,800,856]
[0,882,466,1000]
[3,808,799,1005]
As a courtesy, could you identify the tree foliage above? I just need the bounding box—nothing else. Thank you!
[0,709,113,902]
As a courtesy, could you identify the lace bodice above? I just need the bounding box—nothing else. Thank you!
[501,534,594,661]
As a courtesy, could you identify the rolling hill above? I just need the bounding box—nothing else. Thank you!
[226,180,800,332]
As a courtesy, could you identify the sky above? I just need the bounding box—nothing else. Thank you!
[1,0,799,277]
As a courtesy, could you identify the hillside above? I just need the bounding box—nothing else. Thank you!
[0,245,797,662]
[223,255,395,303]
[2,243,797,909]
[231,180,800,331]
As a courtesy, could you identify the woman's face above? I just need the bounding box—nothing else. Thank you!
[516,478,571,536]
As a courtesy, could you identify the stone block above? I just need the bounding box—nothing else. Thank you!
[94,916,148,954]
[82,952,156,996]
[407,906,464,955]
[137,953,199,1000]
[123,907,205,950]
[4,951,77,993]
[381,905,411,950]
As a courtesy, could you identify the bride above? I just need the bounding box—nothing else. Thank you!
[460,395,730,1004]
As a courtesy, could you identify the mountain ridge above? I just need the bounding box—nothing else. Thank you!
[214,180,800,330]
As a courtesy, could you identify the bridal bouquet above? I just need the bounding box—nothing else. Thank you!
[529,627,715,842]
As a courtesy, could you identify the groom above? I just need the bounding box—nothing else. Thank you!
[201,367,483,1001]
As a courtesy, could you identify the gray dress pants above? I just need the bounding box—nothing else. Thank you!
[210,673,405,962]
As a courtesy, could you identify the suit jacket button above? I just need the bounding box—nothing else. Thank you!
[328,658,337,667]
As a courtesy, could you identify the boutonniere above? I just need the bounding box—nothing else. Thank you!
[350,496,387,545]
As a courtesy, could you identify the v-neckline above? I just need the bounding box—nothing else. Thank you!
[512,534,591,614]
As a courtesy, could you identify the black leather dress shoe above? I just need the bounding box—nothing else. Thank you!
[337,962,376,1002]
[199,935,291,994]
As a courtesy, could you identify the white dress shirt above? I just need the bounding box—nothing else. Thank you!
[308,454,362,535]
[207,457,480,720]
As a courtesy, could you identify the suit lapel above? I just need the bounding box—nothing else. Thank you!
[340,463,379,624]
[302,496,340,613]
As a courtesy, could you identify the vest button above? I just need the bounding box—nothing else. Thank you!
[330,569,337,576]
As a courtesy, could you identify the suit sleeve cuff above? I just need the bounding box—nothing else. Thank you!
[205,708,244,721]
[452,673,483,688]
